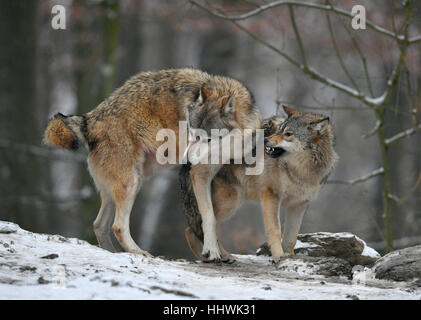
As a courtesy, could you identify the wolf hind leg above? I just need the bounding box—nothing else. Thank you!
[93,191,118,252]
[185,227,203,261]
[111,172,152,257]
[218,242,236,264]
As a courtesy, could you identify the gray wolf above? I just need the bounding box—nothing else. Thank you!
[43,68,261,257]
[180,106,337,263]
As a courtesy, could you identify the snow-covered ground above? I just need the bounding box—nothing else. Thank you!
[0,221,419,300]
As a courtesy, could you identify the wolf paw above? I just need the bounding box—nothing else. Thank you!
[271,252,291,265]
[221,254,236,264]
[201,249,222,263]
[137,249,153,258]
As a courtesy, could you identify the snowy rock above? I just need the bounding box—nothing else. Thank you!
[0,221,18,234]
[275,255,353,278]
[373,245,421,282]
[257,232,380,267]
[0,221,419,299]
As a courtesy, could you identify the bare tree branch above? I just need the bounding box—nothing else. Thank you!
[189,0,401,108]
[189,0,421,43]
[384,123,421,146]
[327,167,384,185]
[409,35,421,43]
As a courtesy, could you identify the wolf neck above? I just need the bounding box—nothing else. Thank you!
[282,138,336,186]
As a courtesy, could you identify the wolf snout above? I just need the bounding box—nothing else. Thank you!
[264,137,277,148]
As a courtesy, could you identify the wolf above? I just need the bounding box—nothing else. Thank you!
[180,106,337,263]
[43,68,261,257]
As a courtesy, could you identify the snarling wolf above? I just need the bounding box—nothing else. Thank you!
[180,106,337,264]
[43,68,261,257]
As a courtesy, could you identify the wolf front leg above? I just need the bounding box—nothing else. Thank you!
[261,187,284,263]
[282,202,309,255]
[190,163,222,262]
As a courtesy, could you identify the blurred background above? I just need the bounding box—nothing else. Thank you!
[0,0,420,259]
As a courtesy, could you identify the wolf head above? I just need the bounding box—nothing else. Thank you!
[264,105,333,159]
[262,114,286,137]
[186,86,237,137]
[183,86,239,163]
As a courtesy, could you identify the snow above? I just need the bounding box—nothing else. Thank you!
[294,239,318,250]
[360,240,381,259]
[0,221,419,300]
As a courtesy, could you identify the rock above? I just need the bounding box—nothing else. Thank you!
[41,253,59,259]
[276,255,353,278]
[0,222,18,234]
[37,277,50,285]
[257,232,380,267]
[373,245,421,282]
[256,242,271,256]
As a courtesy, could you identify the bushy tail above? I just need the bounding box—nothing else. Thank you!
[179,164,204,243]
[43,113,87,151]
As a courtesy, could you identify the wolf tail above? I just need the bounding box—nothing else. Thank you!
[179,164,204,243]
[43,113,87,151]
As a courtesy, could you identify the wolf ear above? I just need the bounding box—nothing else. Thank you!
[276,105,284,116]
[198,86,212,104]
[282,105,298,117]
[221,96,235,115]
[310,117,330,132]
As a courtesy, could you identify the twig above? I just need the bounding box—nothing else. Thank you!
[388,172,421,205]
[341,18,374,97]
[362,120,381,139]
[384,123,421,146]
[325,1,359,91]
[275,100,369,111]
[288,4,307,67]
[327,167,384,185]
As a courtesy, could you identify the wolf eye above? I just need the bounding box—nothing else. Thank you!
[285,131,293,137]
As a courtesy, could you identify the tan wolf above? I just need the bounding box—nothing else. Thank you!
[43,68,261,257]
[180,106,337,263]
